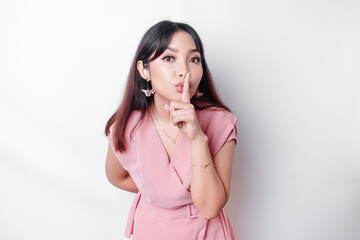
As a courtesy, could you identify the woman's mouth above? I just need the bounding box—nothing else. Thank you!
[175,83,191,93]
[176,85,183,93]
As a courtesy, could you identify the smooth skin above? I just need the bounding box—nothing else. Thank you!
[105,30,235,219]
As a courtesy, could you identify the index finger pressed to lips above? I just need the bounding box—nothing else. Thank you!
[182,72,191,103]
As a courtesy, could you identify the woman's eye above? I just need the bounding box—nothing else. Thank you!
[162,56,201,63]
[190,57,201,63]
[162,56,174,62]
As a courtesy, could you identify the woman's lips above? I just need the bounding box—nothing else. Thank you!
[176,85,183,93]
[175,83,191,93]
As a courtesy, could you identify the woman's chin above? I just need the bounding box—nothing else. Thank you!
[169,95,183,102]
[154,92,183,103]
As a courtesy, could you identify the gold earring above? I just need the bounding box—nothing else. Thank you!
[195,89,203,98]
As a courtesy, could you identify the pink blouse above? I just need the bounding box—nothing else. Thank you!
[108,107,238,240]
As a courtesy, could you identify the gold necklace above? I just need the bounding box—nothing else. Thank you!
[150,109,180,144]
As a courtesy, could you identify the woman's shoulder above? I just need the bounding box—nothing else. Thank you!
[127,109,144,125]
[196,106,237,125]
[109,109,144,139]
[196,106,238,157]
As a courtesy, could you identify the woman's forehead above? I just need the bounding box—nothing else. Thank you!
[148,31,199,60]
[167,31,197,50]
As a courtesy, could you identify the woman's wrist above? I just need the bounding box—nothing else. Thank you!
[191,134,212,168]
[191,161,212,168]
[191,132,208,143]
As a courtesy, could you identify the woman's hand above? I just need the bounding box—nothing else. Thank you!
[164,72,206,141]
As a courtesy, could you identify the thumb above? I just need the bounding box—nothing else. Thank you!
[163,104,170,113]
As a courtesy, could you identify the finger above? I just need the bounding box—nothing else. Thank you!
[170,107,185,128]
[170,104,176,120]
[170,111,192,129]
[182,72,191,103]
[170,100,193,110]
[170,109,189,121]
[172,114,194,126]
[163,104,170,113]
[170,104,182,128]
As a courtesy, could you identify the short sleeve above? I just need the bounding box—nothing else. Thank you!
[107,123,116,152]
[106,111,142,172]
[206,110,238,158]
[107,122,130,171]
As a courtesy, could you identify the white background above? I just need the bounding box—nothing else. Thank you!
[1,0,359,239]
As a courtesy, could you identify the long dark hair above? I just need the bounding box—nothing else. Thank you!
[105,20,231,153]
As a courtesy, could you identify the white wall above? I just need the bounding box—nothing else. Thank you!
[1,0,359,239]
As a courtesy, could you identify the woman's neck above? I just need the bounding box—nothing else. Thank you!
[148,95,200,129]
[149,99,173,127]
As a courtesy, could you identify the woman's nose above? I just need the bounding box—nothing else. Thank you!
[177,61,189,78]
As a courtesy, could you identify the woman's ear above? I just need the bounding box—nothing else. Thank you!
[137,60,149,80]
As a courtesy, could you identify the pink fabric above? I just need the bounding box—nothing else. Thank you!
[108,107,238,239]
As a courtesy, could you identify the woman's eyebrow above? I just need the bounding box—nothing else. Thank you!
[166,47,199,53]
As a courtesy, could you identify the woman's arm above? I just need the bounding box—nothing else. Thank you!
[164,73,236,220]
[105,143,139,193]
[190,136,235,220]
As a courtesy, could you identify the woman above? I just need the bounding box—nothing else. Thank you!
[105,20,238,240]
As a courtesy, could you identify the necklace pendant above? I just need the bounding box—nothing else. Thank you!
[172,140,176,144]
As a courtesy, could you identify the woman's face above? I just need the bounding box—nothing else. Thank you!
[146,31,203,102]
